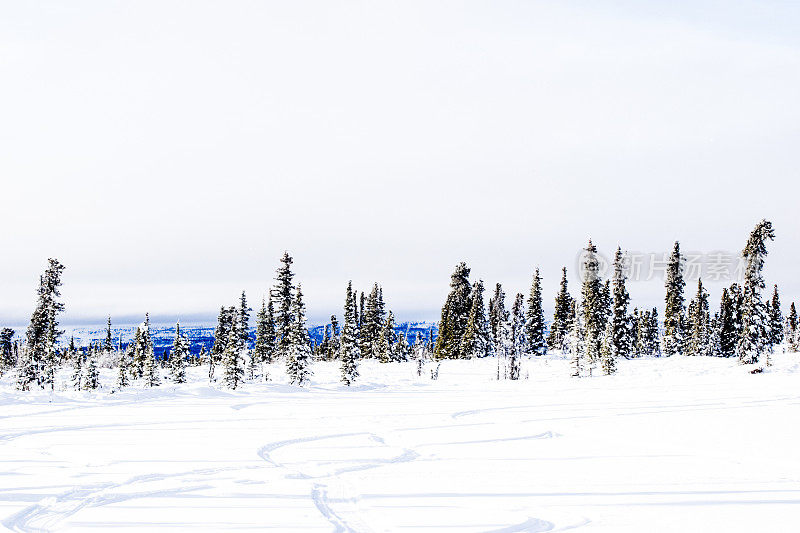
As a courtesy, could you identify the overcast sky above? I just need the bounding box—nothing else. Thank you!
[1,1,799,327]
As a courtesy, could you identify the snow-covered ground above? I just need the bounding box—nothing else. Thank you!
[2,354,800,532]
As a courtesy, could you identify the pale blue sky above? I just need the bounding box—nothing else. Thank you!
[1,1,799,326]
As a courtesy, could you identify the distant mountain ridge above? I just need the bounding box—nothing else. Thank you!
[59,321,439,357]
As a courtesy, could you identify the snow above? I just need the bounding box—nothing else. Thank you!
[2,353,800,532]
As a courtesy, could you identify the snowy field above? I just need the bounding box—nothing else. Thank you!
[2,354,800,532]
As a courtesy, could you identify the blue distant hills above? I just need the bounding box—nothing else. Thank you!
[60,321,439,357]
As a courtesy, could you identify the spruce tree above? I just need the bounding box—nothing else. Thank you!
[547,267,574,351]
[72,349,84,390]
[649,308,661,356]
[377,311,397,363]
[84,354,100,390]
[718,287,738,357]
[729,283,744,351]
[238,291,251,352]
[358,291,365,331]
[510,293,527,355]
[117,344,132,389]
[525,268,546,355]
[254,298,271,366]
[580,240,605,374]
[434,263,473,360]
[211,306,231,358]
[494,304,512,380]
[340,281,360,385]
[328,315,340,360]
[286,284,313,386]
[768,285,783,347]
[0,328,15,372]
[210,306,235,381]
[610,247,633,359]
[786,302,798,352]
[265,296,277,363]
[360,284,385,359]
[104,316,113,354]
[569,301,586,377]
[272,252,295,356]
[737,220,775,366]
[223,315,244,389]
[631,308,641,356]
[170,322,188,383]
[687,278,711,356]
[460,280,491,358]
[21,258,66,390]
[488,283,508,352]
[395,330,410,362]
[663,242,686,356]
[142,331,160,387]
[600,320,617,375]
[320,324,330,361]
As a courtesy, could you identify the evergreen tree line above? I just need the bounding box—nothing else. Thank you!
[431,220,784,378]
[1,220,789,390]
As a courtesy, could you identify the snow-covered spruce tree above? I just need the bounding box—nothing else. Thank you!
[600,320,617,375]
[170,322,188,383]
[508,293,526,379]
[494,311,512,380]
[84,353,100,390]
[116,344,133,388]
[72,349,84,390]
[786,302,798,352]
[568,301,586,377]
[434,262,473,360]
[709,312,722,357]
[488,282,508,353]
[238,291,251,351]
[254,298,272,366]
[360,284,385,359]
[413,332,426,375]
[630,308,641,356]
[768,285,783,347]
[395,330,410,362]
[737,220,776,367]
[687,278,711,356]
[340,281,360,385]
[328,315,340,360]
[580,240,606,375]
[272,252,295,357]
[286,284,313,386]
[511,293,527,359]
[636,308,656,357]
[460,280,491,359]
[547,267,574,351]
[718,287,738,358]
[265,296,277,363]
[100,316,111,355]
[662,242,686,356]
[132,313,154,378]
[19,258,65,390]
[525,268,546,356]
[648,308,661,356]
[358,291,365,331]
[210,306,235,381]
[610,247,633,359]
[729,283,744,350]
[223,316,244,389]
[377,311,397,363]
[0,328,15,373]
[321,324,330,360]
[142,333,160,387]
